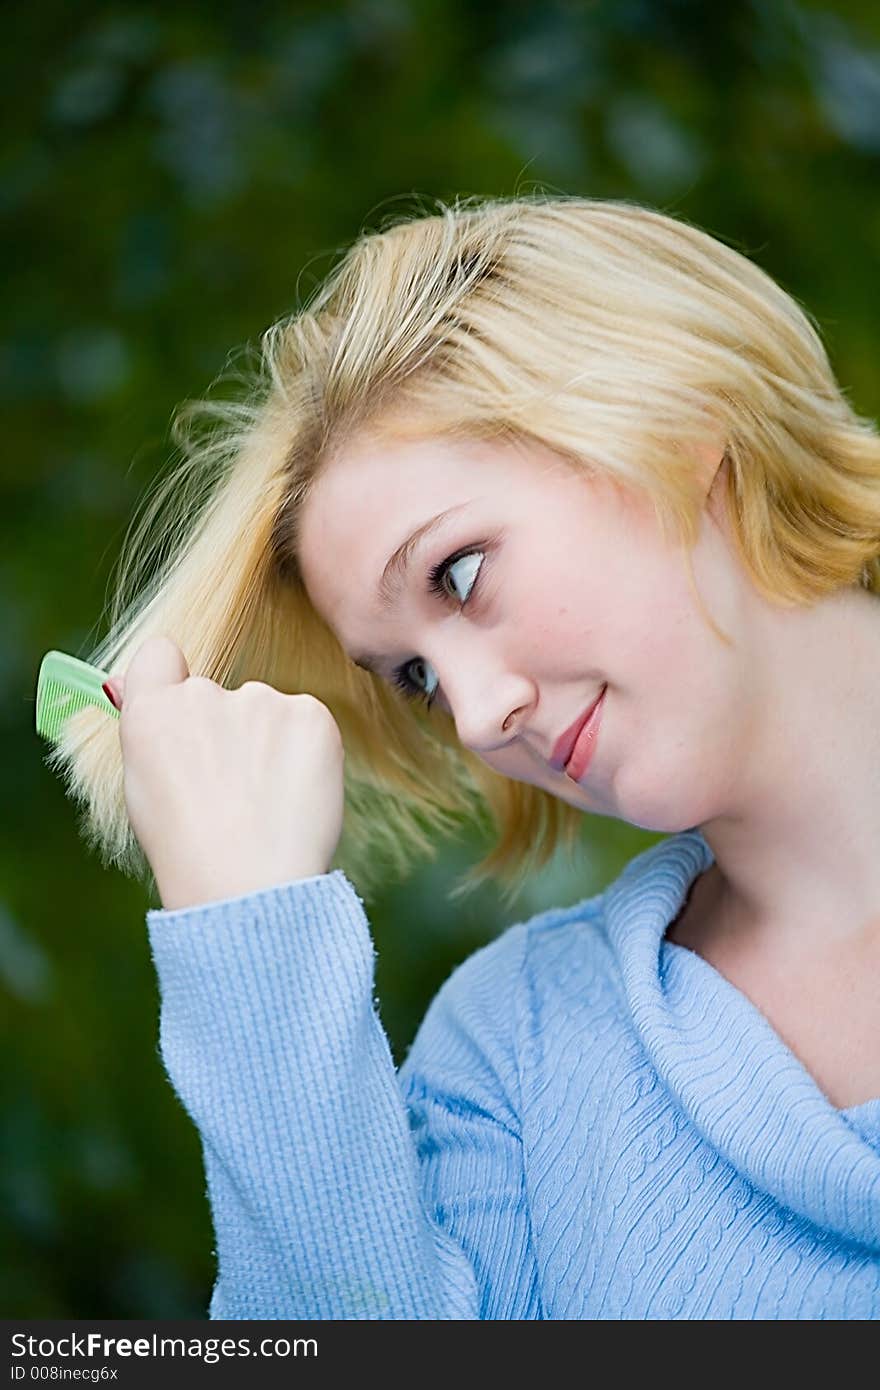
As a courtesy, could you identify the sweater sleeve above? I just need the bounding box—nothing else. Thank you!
[145,868,542,1320]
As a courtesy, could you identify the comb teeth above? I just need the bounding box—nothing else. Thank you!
[35,649,120,743]
[36,680,98,741]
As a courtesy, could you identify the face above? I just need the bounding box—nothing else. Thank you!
[297,424,754,832]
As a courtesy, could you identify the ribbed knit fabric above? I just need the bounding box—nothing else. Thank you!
[146,828,880,1319]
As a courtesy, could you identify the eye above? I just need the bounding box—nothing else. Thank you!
[391,548,486,708]
[428,550,483,604]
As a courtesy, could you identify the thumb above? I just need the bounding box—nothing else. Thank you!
[109,635,191,711]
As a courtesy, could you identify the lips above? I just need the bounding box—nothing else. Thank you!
[550,686,607,772]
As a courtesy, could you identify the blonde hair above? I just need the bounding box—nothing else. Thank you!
[46,193,880,909]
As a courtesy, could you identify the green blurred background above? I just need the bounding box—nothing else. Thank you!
[3,0,879,1317]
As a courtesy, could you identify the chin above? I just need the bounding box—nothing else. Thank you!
[604,762,717,836]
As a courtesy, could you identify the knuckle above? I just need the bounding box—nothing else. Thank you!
[184,675,215,693]
[295,693,342,743]
[236,679,270,698]
[297,690,330,721]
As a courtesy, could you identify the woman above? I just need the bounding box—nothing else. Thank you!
[56,195,880,1317]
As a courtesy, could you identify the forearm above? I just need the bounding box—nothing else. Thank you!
[146,870,480,1319]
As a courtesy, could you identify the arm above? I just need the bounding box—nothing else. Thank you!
[145,869,542,1319]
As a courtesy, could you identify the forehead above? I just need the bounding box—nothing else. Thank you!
[315,430,481,521]
[298,433,481,617]
[296,428,576,635]
[303,428,579,544]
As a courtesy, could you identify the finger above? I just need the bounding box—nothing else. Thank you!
[120,635,191,709]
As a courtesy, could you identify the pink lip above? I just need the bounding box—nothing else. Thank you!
[564,686,606,782]
[550,686,607,772]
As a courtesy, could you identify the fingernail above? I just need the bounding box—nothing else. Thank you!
[102,681,121,711]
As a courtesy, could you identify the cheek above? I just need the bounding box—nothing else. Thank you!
[520,604,588,675]
[512,557,608,672]
[625,597,700,685]
[509,523,719,693]
[515,545,656,682]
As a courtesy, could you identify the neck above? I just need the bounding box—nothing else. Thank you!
[697,583,880,955]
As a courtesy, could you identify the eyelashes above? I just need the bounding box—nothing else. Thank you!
[390,547,487,708]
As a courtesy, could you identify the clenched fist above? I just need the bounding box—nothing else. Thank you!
[109,635,346,911]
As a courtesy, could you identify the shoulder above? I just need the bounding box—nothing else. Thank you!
[397,832,706,1127]
[436,878,620,1034]
[397,885,617,1110]
[404,832,691,1080]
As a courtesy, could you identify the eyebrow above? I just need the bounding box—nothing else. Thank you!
[350,502,470,674]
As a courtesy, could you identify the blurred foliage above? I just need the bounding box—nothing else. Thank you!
[2,0,878,1318]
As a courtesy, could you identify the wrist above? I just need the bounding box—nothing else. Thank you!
[157,866,330,912]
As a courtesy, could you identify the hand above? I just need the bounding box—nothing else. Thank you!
[109,635,346,911]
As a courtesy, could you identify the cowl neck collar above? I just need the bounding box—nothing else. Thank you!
[601,829,880,1251]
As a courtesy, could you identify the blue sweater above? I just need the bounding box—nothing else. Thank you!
[146,828,880,1319]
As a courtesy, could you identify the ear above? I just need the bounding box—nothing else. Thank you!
[692,437,728,502]
[696,441,733,543]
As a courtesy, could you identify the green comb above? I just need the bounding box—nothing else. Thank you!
[35,649,119,743]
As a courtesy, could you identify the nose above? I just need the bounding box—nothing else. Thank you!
[441,663,535,754]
